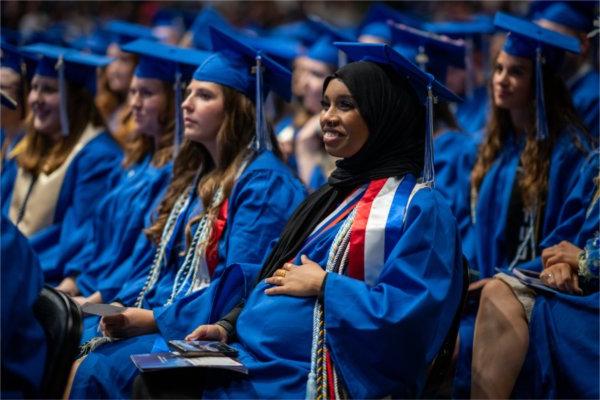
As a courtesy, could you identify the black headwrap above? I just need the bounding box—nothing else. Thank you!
[257,60,425,280]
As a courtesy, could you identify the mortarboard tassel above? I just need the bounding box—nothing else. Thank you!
[465,38,474,100]
[423,83,435,186]
[56,56,69,136]
[173,66,183,157]
[535,46,548,141]
[253,53,271,152]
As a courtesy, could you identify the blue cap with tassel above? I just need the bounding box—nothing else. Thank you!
[333,42,462,186]
[120,39,212,155]
[494,11,581,141]
[192,26,292,153]
[21,43,114,136]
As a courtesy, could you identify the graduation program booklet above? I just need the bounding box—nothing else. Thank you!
[81,302,125,317]
[506,268,560,295]
[130,352,248,374]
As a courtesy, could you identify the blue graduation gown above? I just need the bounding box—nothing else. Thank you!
[0,129,25,216]
[1,215,46,398]
[453,85,489,139]
[199,186,463,399]
[56,157,173,296]
[455,133,593,397]
[569,68,599,138]
[513,287,599,398]
[464,131,590,278]
[27,131,122,284]
[70,150,306,399]
[433,130,478,242]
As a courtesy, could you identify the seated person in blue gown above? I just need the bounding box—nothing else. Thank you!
[67,28,306,399]
[133,42,465,399]
[100,19,154,137]
[471,173,599,398]
[389,21,478,243]
[1,41,28,216]
[1,215,46,398]
[533,1,599,138]
[6,44,122,284]
[53,41,208,303]
[453,12,595,397]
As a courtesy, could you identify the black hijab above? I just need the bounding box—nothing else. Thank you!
[258,61,425,280]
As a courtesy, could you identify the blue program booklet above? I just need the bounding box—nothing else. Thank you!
[130,352,248,374]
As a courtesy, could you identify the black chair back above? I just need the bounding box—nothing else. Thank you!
[33,285,82,399]
[421,255,470,398]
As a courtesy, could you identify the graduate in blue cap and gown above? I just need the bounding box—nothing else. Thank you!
[53,41,209,306]
[291,17,355,191]
[133,41,464,399]
[0,40,28,216]
[99,20,155,139]
[67,27,306,399]
[469,148,599,398]
[533,1,600,138]
[453,12,594,397]
[389,22,478,241]
[0,215,46,398]
[426,16,496,139]
[7,44,122,285]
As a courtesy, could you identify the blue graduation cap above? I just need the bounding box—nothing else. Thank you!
[1,89,17,110]
[268,20,321,47]
[1,39,23,74]
[390,22,466,83]
[189,7,233,50]
[69,29,112,56]
[193,26,292,152]
[121,39,212,155]
[241,35,303,69]
[494,11,581,141]
[425,15,495,97]
[532,1,596,33]
[361,2,425,30]
[305,15,356,67]
[103,20,155,47]
[359,22,392,43]
[20,43,114,136]
[334,42,461,185]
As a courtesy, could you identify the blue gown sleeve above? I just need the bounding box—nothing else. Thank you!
[153,167,306,340]
[517,152,598,271]
[323,188,464,398]
[1,215,46,398]
[29,133,122,282]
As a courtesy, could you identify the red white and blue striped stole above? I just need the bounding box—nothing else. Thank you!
[347,174,417,285]
[296,186,368,256]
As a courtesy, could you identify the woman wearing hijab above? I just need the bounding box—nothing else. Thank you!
[134,43,464,399]
[67,29,306,399]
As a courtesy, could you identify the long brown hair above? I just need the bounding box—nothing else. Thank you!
[17,81,104,175]
[144,85,257,245]
[471,54,589,210]
[121,81,175,169]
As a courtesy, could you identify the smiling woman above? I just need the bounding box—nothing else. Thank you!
[8,44,122,283]
[132,43,465,399]
[320,79,369,158]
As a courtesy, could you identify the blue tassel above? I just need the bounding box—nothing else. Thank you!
[535,46,548,141]
[56,56,69,137]
[423,83,435,186]
[465,38,474,100]
[173,67,183,157]
[253,54,271,152]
